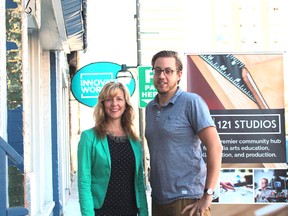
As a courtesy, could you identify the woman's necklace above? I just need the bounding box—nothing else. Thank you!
[107,130,127,143]
[107,130,125,137]
[107,131,128,143]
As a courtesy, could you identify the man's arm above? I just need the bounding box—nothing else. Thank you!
[199,126,223,194]
[181,126,222,215]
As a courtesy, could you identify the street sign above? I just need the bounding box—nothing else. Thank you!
[138,66,157,108]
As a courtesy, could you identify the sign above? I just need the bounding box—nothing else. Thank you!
[187,53,286,164]
[210,109,285,163]
[138,66,157,108]
[71,62,136,107]
[187,53,287,206]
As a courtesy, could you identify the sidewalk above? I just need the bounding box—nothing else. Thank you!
[63,174,81,216]
[63,174,151,215]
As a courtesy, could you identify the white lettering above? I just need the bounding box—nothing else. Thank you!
[145,69,153,83]
[142,92,157,98]
[81,86,102,93]
[80,79,111,87]
[144,85,156,91]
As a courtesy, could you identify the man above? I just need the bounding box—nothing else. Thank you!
[255,177,274,202]
[145,50,223,216]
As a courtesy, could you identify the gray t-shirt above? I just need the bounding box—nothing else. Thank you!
[145,87,215,204]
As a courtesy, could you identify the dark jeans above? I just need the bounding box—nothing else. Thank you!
[152,198,211,216]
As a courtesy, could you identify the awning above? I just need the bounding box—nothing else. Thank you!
[39,0,87,53]
[61,0,87,51]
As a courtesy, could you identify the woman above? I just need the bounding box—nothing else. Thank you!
[78,81,148,216]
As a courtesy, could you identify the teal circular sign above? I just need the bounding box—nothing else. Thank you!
[71,62,136,107]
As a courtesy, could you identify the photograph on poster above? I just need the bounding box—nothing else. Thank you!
[219,169,254,203]
[187,54,284,110]
[254,169,288,203]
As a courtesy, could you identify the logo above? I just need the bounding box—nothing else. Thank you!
[71,62,136,107]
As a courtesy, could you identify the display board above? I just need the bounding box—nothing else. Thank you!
[186,53,287,205]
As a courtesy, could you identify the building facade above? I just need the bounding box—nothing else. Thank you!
[1,0,87,215]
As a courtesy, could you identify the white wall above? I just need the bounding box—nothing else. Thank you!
[25,32,55,215]
[80,0,137,67]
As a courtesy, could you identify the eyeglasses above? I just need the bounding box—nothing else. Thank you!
[152,68,176,76]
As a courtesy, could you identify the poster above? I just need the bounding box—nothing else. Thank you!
[186,53,287,205]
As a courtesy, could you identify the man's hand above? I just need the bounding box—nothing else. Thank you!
[181,195,212,216]
[220,182,235,191]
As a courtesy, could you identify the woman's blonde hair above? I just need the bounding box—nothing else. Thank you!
[93,81,140,141]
